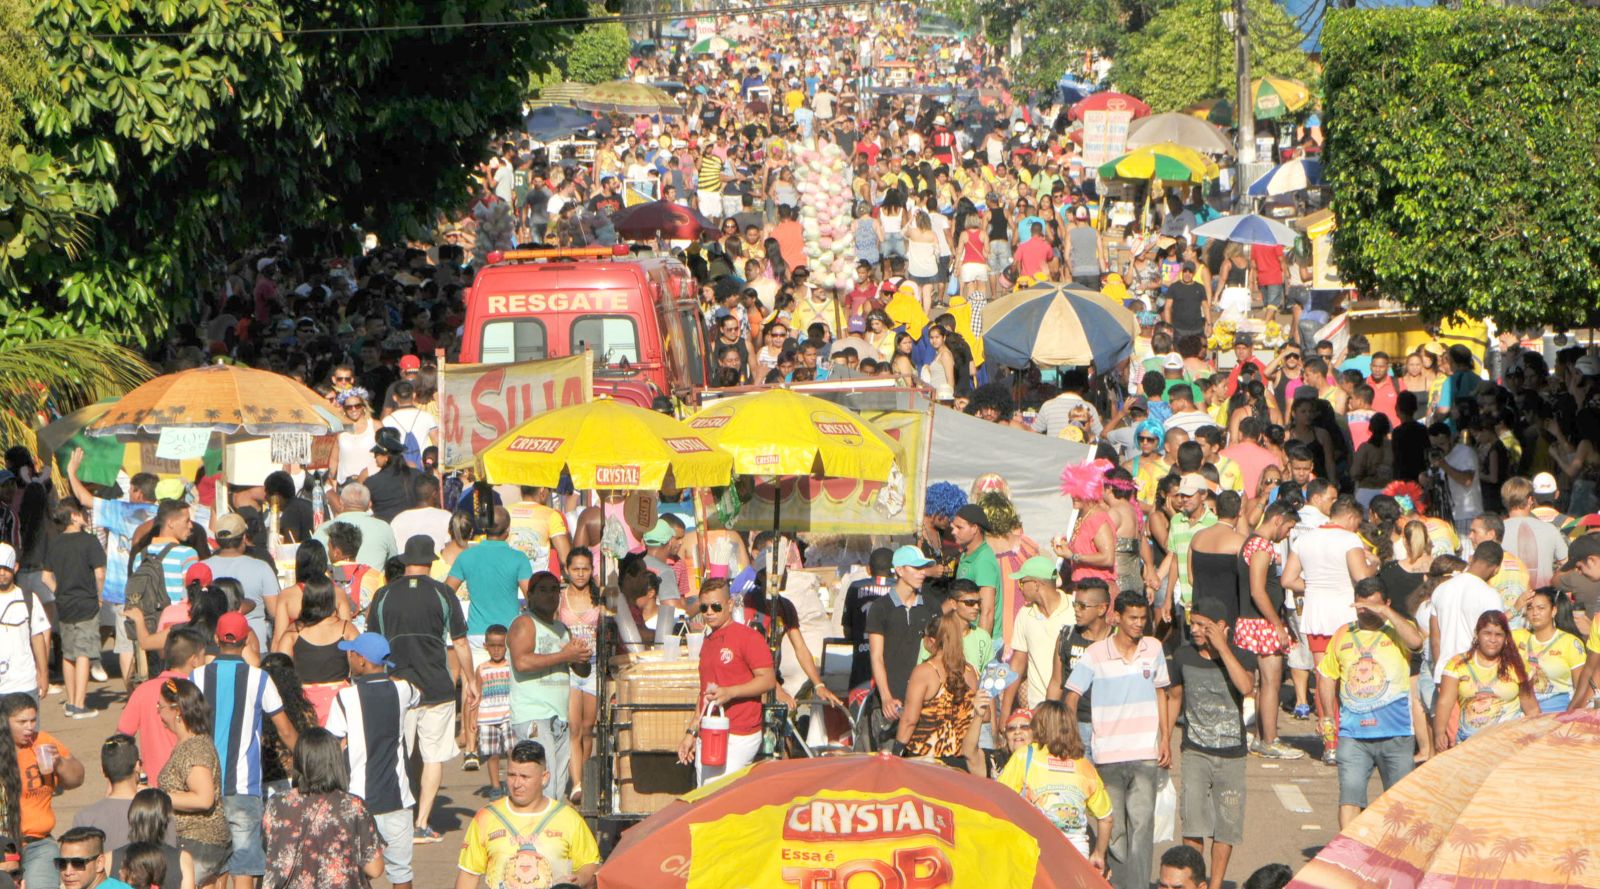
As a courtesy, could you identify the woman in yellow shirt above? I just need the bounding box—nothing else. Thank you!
[1512,589,1587,713]
[998,701,1112,873]
[1434,610,1539,751]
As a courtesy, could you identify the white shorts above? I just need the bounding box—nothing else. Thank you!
[959,261,990,284]
[404,700,460,764]
[695,730,762,787]
[102,602,134,655]
[697,190,723,220]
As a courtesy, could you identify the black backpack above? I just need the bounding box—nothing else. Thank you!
[125,543,178,632]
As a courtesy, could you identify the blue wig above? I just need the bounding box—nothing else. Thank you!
[924,481,968,519]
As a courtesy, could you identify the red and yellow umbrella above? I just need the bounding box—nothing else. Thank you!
[597,754,1110,889]
[1290,710,1600,889]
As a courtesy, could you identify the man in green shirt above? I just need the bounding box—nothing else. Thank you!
[952,503,1002,646]
[918,578,995,671]
[1161,474,1217,626]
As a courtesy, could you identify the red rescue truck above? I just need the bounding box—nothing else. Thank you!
[457,246,710,407]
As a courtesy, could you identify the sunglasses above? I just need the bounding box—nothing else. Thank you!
[1072,600,1099,609]
[699,602,725,614]
[345,402,366,409]
[1138,435,1158,443]
[333,375,354,382]
[55,857,94,871]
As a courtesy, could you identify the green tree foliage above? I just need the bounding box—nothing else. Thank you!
[1111,0,1312,113]
[942,0,1171,95]
[1322,2,1600,327]
[6,0,586,345]
[565,17,631,84]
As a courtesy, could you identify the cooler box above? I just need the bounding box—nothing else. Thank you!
[616,752,696,815]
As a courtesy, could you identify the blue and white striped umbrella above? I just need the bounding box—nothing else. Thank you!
[1247,158,1325,196]
[1191,213,1298,248]
[981,283,1137,370]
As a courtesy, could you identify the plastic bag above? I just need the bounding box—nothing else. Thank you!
[1152,771,1177,843]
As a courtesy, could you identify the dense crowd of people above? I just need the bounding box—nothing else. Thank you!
[0,3,1591,889]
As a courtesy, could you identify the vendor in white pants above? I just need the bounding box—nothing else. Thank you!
[678,579,776,785]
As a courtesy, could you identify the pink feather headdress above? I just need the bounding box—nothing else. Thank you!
[1060,459,1114,500]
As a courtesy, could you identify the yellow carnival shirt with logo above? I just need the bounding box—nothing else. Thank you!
[997,744,1111,848]
[1316,623,1412,738]
[1511,627,1586,711]
[458,799,599,889]
[1442,654,1524,741]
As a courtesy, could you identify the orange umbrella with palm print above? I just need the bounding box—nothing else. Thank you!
[1289,709,1600,889]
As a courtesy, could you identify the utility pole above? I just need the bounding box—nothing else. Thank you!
[1232,0,1256,207]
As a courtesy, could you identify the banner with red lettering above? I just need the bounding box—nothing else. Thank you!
[438,355,593,469]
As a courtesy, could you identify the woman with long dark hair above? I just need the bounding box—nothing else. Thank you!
[896,612,981,774]
[157,679,229,888]
[273,577,354,724]
[1433,610,1539,751]
[262,729,384,889]
[272,540,333,639]
[1512,588,1586,713]
[112,788,194,889]
[259,653,321,798]
[561,548,601,802]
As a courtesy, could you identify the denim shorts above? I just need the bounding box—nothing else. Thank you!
[373,807,415,884]
[1336,735,1414,808]
[223,793,266,876]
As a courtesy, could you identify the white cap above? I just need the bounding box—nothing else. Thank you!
[934,114,947,126]
[1162,352,1184,371]
[1532,472,1559,496]
[0,543,16,571]
[1578,355,1600,377]
[1177,474,1209,497]
[256,257,275,272]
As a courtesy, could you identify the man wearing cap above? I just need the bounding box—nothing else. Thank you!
[1500,476,1568,588]
[842,548,897,690]
[378,356,423,417]
[202,514,278,654]
[315,482,398,571]
[1001,556,1073,720]
[65,449,159,689]
[952,503,1002,643]
[639,518,685,608]
[1158,475,1218,625]
[1163,262,1210,344]
[326,633,421,889]
[1164,596,1258,889]
[1529,471,1579,536]
[191,611,300,888]
[0,543,50,706]
[369,536,475,844]
[866,546,944,740]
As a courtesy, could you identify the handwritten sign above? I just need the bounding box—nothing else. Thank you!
[270,432,312,465]
[1082,109,1133,170]
[155,428,211,461]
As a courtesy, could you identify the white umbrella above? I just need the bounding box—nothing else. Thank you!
[1125,112,1235,157]
[1191,213,1298,248]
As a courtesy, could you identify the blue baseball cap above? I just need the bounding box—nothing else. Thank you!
[338,633,395,668]
[891,545,935,569]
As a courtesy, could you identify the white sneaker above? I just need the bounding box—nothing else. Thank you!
[90,663,109,683]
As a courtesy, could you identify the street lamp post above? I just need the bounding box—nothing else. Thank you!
[1226,0,1257,208]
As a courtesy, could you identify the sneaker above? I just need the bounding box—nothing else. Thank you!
[1321,746,1338,766]
[90,663,109,683]
[1260,740,1306,760]
[462,752,481,772]
[485,786,506,801]
[414,826,443,844]
[65,705,98,720]
[1292,704,1313,721]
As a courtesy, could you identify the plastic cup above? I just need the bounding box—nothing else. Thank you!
[36,744,56,776]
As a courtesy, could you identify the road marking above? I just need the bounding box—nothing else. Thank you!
[1303,824,1323,831]
[1273,782,1313,814]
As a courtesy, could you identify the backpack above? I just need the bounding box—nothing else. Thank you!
[126,543,178,632]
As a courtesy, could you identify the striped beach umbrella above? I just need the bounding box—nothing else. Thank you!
[1247,158,1325,196]
[1192,213,1298,248]
[1098,142,1219,183]
[981,283,1138,371]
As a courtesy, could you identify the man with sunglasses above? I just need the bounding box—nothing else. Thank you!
[1046,578,1113,755]
[51,827,128,889]
[678,579,774,785]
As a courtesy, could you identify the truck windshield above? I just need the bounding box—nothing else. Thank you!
[572,315,640,366]
[479,319,548,364]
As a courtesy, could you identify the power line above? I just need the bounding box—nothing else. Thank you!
[84,0,873,41]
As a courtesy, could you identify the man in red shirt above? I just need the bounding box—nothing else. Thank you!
[1250,244,1286,309]
[1366,351,1401,424]
[677,579,775,786]
[114,626,206,780]
[1223,335,1269,398]
[1013,221,1056,279]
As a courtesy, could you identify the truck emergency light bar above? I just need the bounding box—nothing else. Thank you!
[485,245,630,264]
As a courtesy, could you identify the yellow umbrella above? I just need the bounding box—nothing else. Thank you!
[686,388,900,481]
[1252,76,1311,120]
[477,399,731,490]
[1097,142,1219,183]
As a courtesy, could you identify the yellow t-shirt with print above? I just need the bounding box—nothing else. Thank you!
[458,799,599,889]
[1443,654,1524,741]
[1512,627,1587,711]
[998,744,1111,846]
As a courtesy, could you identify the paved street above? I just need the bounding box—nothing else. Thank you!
[38,680,1360,887]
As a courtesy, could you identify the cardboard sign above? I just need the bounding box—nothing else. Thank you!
[270,432,313,465]
[155,427,211,461]
[1082,109,1133,170]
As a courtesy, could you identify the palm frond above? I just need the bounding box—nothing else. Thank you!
[0,337,154,452]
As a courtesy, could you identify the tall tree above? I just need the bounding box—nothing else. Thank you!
[1111,0,1313,112]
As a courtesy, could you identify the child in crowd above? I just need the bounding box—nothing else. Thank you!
[475,624,514,798]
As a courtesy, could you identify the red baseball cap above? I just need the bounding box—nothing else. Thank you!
[216,612,250,644]
[184,562,214,588]
[399,355,421,371]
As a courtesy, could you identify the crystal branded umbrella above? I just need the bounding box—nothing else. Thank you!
[1068,90,1151,121]
[1247,158,1325,196]
[981,283,1137,371]
[1192,213,1298,248]
[690,35,738,54]
[476,398,732,490]
[685,388,900,482]
[1126,112,1235,156]
[1289,710,1600,889]
[598,754,1111,889]
[577,81,683,116]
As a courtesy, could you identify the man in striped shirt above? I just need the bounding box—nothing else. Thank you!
[696,139,725,221]
[326,633,420,889]
[191,613,299,889]
[1065,592,1171,889]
